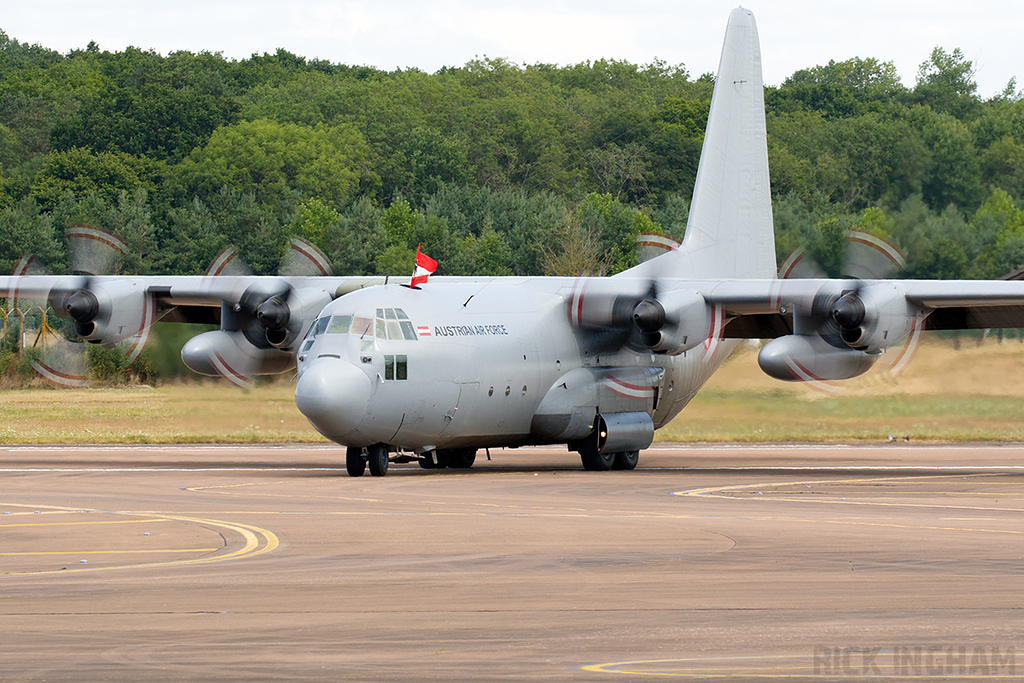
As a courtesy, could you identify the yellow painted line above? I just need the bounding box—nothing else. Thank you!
[0,519,166,528]
[582,656,1023,678]
[187,481,384,504]
[0,503,280,578]
[1,549,218,556]
[675,473,1024,513]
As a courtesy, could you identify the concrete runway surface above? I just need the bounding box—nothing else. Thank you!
[1,443,1022,681]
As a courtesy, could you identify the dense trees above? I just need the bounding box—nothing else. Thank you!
[0,31,1021,282]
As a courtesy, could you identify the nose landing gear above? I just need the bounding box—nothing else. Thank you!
[346,444,391,477]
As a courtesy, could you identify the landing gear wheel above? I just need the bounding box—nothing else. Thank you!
[346,446,366,477]
[579,441,614,471]
[612,450,639,471]
[446,448,477,469]
[419,450,449,469]
[367,443,389,477]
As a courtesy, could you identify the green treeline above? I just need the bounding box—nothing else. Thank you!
[1,32,1022,280]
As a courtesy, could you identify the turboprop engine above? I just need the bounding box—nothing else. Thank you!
[53,278,153,345]
[828,282,917,352]
[248,284,334,350]
[568,283,711,355]
[758,282,922,382]
[180,282,333,385]
[630,289,711,354]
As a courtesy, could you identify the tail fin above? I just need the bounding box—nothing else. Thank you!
[640,8,776,280]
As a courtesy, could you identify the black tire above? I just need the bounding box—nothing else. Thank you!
[419,450,449,469]
[579,441,597,471]
[612,450,640,470]
[367,443,389,477]
[447,448,477,469]
[579,440,613,471]
[346,447,366,477]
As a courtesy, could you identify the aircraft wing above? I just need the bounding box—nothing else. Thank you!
[696,278,1024,338]
[0,273,390,386]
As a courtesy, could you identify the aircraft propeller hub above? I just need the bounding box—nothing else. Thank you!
[632,299,665,332]
[256,296,290,331]
[65,289,99,323]
[831,293,865,329]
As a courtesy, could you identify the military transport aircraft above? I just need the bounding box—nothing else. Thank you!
[4,8,1024,476]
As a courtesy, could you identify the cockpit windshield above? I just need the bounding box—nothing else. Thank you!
[309,309,417,342]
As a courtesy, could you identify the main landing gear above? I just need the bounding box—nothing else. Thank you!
[575,426,640,471]
[419,448,477,470]
[578,443,640,471]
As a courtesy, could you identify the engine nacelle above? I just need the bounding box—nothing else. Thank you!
[569,289,636,329]
[758,334,879,382]
[258,286,334,350]
[58,279,151,345]
[831,283,916,352]
[181,330,295,378]
[635,289,711,355]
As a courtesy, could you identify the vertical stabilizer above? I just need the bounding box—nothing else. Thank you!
[638,8,776,280]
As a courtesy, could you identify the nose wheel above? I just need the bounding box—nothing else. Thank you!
[367,443,389,477]
[346,446,366,477]
[346,444,391,477]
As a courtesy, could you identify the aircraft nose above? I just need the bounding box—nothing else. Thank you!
[295,360,371,440]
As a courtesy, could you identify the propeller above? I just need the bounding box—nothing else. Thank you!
[8,225,145,387]
[566,275,710,357]
[185,238,336,387]
[779,229,922,387]
[228,238,333,349]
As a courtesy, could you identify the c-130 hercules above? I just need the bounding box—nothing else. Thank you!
[5,8,1024,476]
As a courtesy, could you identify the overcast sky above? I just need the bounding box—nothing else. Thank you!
[3,0,1021,97]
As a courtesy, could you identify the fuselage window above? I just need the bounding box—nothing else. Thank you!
[384,354,409,381]
[313,317,330,337]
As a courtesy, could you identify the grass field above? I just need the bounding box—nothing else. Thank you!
[2,335,1024,444]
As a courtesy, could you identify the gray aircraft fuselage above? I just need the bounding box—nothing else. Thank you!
[294,278,734,451]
